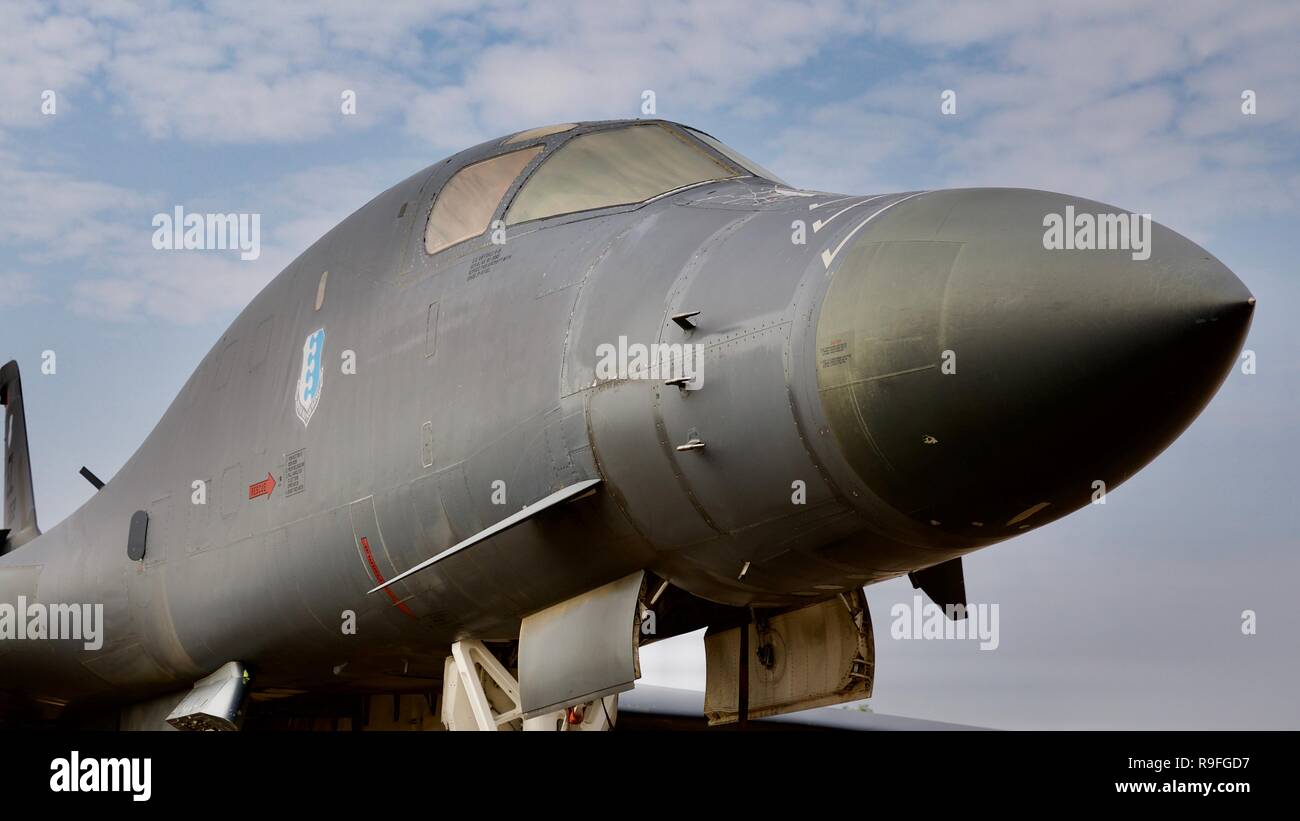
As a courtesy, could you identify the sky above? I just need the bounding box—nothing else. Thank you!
[1,0,1297,729]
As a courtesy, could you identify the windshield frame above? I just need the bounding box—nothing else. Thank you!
[423,145,544,257]
[498,121,753,230]
[419,121,776,265]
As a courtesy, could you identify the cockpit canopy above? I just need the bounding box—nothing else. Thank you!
[423,121,784,256]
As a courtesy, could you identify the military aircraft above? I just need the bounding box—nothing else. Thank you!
[0,119,1253,730]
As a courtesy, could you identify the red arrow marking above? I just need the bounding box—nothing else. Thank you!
[248,472,276,500]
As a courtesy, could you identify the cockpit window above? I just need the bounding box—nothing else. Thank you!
[425,146,542,255]
[504,124,741,226]
[688,129,788,186]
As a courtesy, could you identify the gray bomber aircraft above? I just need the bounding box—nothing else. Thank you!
[0,119,1254,730]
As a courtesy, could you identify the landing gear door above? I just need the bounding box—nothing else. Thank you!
[518,570,645,718]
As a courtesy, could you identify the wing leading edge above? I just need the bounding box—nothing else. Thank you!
[368,478,602,594]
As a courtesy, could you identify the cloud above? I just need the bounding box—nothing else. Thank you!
[70,253,281,325]
[0,152,154,261]
[3,0,1298,320]
[0,272,44,309]
[0,1,109,128]
[0,132,416,324]
[1,1,874,144]
[62,158,415,324]
[97,3,428,143]
[764,1,1300,239]
[0,0,882,324]
[412,0,874,139]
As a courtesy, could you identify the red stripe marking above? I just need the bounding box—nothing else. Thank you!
[360,536,416,619]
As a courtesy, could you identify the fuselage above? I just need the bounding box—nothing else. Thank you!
[0,120,1253,713]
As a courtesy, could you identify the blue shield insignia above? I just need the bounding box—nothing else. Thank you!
[295,328,326,427]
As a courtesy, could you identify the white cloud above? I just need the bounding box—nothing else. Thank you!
[0,152,154,261]
[62,158,414,324]
[0,272,44,308]
[0,135,416,323]
[3,0,1298,323]
[765,0,1300,238]
[0,1,109,128]
[1,0,873,144]
[421,0,874,138]
[0,0,880,323]
[71,252,282,325]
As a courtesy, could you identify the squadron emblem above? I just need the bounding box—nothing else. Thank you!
[294,328,326,427]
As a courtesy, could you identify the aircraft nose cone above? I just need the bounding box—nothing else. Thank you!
[814,188,1253,540]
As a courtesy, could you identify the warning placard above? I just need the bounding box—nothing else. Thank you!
[284,448,306,497]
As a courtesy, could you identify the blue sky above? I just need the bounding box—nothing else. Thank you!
[2,0,1298,728]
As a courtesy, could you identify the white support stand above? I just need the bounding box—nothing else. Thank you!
[442,640,522,731]
[441,640,617,731]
